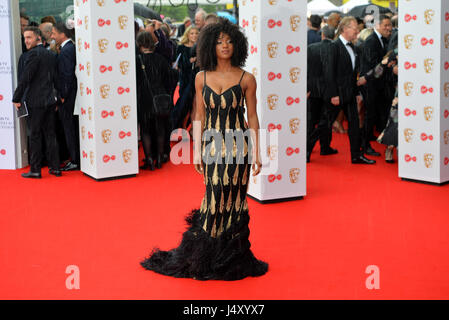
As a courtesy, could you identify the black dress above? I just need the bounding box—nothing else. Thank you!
[141,71,268,280]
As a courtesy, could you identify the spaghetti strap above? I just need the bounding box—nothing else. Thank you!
[238,71,245,85]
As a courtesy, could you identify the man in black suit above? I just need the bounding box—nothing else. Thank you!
[307,25,338,162]
[51,22,79,171]
[13,27,61,178]
[324,17,375,164]
[360,15,393,156]
[307,14,322,45]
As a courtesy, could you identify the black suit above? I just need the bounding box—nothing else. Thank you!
[56,40,79,165]
[360,32,390,146]
[324,37,362,158]
[12,44,60,173]
[307,39,333,153]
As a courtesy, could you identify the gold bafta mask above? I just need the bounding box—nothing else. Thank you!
[242,0,246,5]
[101,129,112,144]
[81,126,86,140]
[267,94,279,110]
[86,61,91,76]
[119,61,130,75]
[404,34,413,49]
[290,15,301,32]
[77,38,82,52]
[404,128,414,143]
[267,145,278,161]
[289,118,300,134]
[289,67,300,83]
[268,0,277,4]
[100,85,110,99]
[252,16,258,32]
[445,34,449,49]
[89,151,94,165]
[404,82,413,96]
[118,15,128,30]
[445,83,449,97]
[444,130,449,145]
[121,105,131,119]
[88,107,93,120]
[424,58,434,74]
[123,149,132,163]
[423,106,434,121]
[424,153,434,168]
[79,82,84,96]
[289,168,300,184]
[97,0,105,6]
[84,15,88,30]
[252,67,258,77]
[75,0,80,6]
[424,9,435,25]
[98,38,109,53]
[267,42,278,58]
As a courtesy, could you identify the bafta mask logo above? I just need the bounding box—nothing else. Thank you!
[101,129,112,144]
[86,61,91,76]
[289,168,300,184]
[404,34,414,49]
[242,0,246,5]
[445,34,449,49]
[84,15,89,30]
[404,82,414,96]
[118,15,128,30]
[121,105,131,119]
[98,38,109,53]
[119,61,130,75]
[252,16,258,32]
[252,67,258,77]
[267,94,279,110]
[444,130,449,145]
[89,151,95,165]
[267,42,278,58]
[123,149,132,163]
[289,67,300,83]
[424,153,434,168]
[77,38,82,52]
[289,118,300,134]
[97,0,105,6]
[81,126,86,140]
[445,83,449,97]
[423,106,434,121]
[267,145,278,161]
[88,107,93,120]
[100,84,110,99]
[424,58,434,73]
[79,82,84,96]
[268,0,277,4]
[290,15,301,32]
[424,9,435,25]
[404,128,414,143]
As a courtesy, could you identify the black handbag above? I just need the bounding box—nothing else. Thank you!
[138,54,172,118]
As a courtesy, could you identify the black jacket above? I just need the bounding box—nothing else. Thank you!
[307,39,333,99]
[56,40,77,103]
[324,38,361,105]
[13,44,59,108]
[360,32,387,89]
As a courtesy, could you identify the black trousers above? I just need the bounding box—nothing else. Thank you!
[361,85,390,148]
[28,105,60,173]
[58,101,80,165]
[307,97,331,153]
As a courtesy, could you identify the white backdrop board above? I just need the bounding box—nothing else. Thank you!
[240,0,307,202]
[74,0,138,180]
[398,0,449,184]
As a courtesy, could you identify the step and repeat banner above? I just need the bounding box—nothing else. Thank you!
[0,0,16,169]
[74,0,138,180]
[399,0,449,184]
[240,0,307,201]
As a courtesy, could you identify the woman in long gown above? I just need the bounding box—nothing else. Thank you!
[141,18,268,281]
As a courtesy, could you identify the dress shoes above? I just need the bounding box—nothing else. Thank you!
[364,145,381,157]
[162,153,169,163]
[320,147,338,156]
[351,155,376,164]
[49,169,62,177]
[140,158,155,171]
[61,161,79,171]
[21,171,42,179]
[155,155,163,169]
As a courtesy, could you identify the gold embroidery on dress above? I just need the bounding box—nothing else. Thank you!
[243,199,248,211]
[217,216,224,236]
[226,189,232,212]
[242,165,248,185]
[212,163,219,185]
[210,138,216,157]
[233,165,239,185]
[223,163,229,186]
[210,191,216,214]
[232,90,237,108]
[215,114,220,130]
[243,138,248,157]
[219,190,225,213]
[211,218,217,238]
[221,95,226,109]
[226,210,233,229]
[221,138,226,158]
[210,93,215,108]
[235,189,241,211]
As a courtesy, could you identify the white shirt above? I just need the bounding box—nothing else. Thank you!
[339,35,356,70]
[374,29,384,48]
[61,39,71,49]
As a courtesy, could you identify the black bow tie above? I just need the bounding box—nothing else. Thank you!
[347,42,355,50]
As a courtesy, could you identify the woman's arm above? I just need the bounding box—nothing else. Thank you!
[243,72,262,176]
[193,71,205,174]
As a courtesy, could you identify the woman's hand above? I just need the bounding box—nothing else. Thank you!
[252,152,262,176]
[194,152,203,175]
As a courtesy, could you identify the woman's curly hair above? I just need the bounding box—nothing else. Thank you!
[197,18,248,71]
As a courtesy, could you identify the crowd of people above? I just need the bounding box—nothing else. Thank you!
[306,12,399,164]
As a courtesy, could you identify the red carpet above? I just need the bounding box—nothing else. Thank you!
[0,133,448,299]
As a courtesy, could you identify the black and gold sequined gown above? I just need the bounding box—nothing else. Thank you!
[141,71,268,280]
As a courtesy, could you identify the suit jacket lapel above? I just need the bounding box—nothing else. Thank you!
[337,39,352,70]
